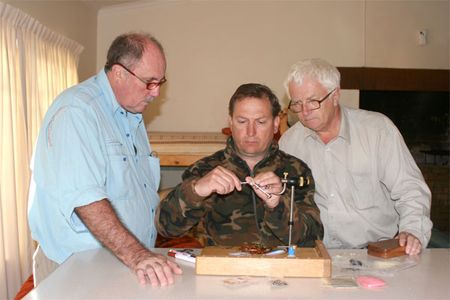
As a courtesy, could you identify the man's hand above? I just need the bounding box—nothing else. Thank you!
[246,172,283,209]
[132,249,183,287]
[397,231,422,255]
[75,200,183,287]
[193,166,242,197]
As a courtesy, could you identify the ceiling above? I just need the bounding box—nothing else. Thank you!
[81,0,137,12]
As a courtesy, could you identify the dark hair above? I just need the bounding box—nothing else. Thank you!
[104,32,164,71]
[228,83,281,118]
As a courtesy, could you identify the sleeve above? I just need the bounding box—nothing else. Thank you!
[378,122,432,247]
[263,158,324,247]
[34,105,109,232]
[156,161,211,237]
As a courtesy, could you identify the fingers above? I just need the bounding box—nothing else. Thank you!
[405,234,422,255]
[247,172,283,208]
[195,166,241,196]
[260,194,281,208]
[134,253,182,287]
[167,259,183,275]
[397,232,422,255]
[195,169,283,201]
[250,172,283,194]
[397,231,407,247]
[136,268,148,286]
[136,263,165,287]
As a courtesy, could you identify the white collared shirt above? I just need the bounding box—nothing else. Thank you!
[279,106,432,248]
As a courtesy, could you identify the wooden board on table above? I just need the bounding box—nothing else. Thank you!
[196,240,331,278]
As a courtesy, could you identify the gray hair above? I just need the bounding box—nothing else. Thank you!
[284,58,340,98]
[104,32,165,71]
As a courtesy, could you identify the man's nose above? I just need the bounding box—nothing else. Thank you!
[247,123,256,136]
[301,104,312,116]
[149,86,161,97]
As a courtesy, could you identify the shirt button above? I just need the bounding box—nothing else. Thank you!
[144,183,147,188]
[126,133,130,137]
[123,157,127,161]
[152,209,154,213]
[330,193,334,197]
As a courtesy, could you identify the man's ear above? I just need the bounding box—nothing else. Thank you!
[273,115,280,134]
[332,88,340,106]
[227,115,233,131]
[111,64,123,81]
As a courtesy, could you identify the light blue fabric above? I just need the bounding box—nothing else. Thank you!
[28,69,160,264]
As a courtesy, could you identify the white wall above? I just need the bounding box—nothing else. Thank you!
[97,0,449,133]
[365,1,449,69]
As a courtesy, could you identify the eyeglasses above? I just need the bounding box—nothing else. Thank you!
[288,88,336,113]
[115,63,167,90]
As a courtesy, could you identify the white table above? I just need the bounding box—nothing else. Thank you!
[24,248,450,300]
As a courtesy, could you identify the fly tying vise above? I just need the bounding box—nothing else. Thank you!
[241,172,312,253]
[240,172,312,199]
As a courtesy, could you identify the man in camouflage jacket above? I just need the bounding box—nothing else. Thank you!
[156,83,323,247]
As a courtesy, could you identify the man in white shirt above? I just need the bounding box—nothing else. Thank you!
[279,58,432,255]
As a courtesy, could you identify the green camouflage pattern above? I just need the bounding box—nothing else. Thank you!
[156,137,323,247]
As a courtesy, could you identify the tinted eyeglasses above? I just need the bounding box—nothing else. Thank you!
[115,63,166,90]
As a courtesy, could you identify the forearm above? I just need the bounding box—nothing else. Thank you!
[381,127,432,246]
[156,180,206,237]
[391,179,432,246]
[294,206,324,246]
[75,199,148,269]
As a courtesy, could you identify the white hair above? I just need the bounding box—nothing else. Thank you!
[284,58,341,98]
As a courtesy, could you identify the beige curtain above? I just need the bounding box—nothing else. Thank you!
[0,3,83,299]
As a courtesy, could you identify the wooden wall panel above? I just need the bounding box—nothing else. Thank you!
[338,67,450,92]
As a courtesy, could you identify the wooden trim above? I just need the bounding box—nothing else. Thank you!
[338,67,450,91]
[159,154,207,167]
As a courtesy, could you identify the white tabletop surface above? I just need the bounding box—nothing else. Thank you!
[24,248,450,300]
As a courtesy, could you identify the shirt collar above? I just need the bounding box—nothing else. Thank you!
[97,68,143,123]
[302,105,351,144]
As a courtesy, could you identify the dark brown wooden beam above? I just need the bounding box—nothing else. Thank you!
[338,67,450,92]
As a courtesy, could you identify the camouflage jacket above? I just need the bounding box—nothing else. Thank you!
[156,137,323,247]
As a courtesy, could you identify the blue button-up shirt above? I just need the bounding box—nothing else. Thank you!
[28,69,160,264]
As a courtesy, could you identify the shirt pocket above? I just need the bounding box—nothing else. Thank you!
[347,145,376,210]
[348,171,376,210]
[105,141,132,201]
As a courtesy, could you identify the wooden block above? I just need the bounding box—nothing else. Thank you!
[196,240,331,278]
[367,238,406,258]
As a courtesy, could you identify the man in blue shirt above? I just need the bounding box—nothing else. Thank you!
[28,33,182,287]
